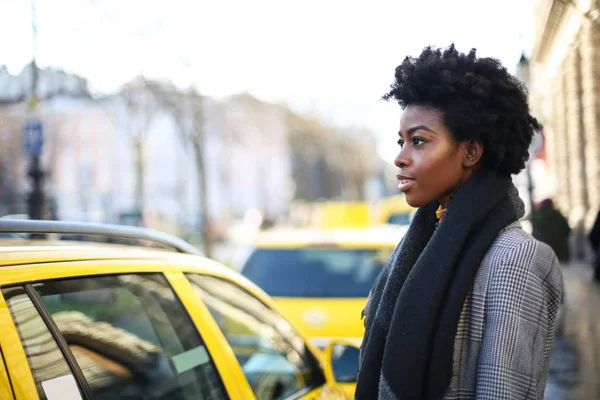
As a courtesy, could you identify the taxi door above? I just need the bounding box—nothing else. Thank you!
[0,259,251,399]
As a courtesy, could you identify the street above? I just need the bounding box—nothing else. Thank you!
[545,262,600,399]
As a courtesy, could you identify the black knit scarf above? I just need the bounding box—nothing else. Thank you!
[356,168,525,399]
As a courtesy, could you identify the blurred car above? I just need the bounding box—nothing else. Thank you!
[0,220,357,400]
[372,195,414,226]
[237,225,407,348]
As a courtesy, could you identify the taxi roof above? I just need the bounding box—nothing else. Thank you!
[0,239,249,291]
[0,220,205,267]
[251,224,407,248]
[0,237,294,326]
[0,238,192,266]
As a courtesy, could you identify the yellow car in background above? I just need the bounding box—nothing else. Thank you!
[373,194,415,226]
[238,225,406,348]
[0,220,358,400]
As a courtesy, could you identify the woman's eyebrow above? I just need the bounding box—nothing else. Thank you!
[399,125,438,136]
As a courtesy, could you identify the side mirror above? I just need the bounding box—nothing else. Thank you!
[323,339,360,384]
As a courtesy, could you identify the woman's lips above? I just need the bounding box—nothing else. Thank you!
[396,174,415,192]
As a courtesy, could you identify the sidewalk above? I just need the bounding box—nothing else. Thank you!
[545,262,600,399]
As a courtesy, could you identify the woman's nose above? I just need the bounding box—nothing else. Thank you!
[394,148,410,169]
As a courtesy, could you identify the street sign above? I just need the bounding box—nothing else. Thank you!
[22,118,44,156]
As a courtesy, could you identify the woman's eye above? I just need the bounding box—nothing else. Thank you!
[412,137,426,147]
[397,139,404,148]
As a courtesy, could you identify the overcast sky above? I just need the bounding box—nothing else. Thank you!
[1,0,535,161]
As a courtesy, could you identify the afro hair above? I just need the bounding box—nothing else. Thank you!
[383,44,541,176]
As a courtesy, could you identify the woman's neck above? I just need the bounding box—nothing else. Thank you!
[437,192,455,207]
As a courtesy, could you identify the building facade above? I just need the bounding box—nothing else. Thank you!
[0,65,384,238]
[531,0,600,256]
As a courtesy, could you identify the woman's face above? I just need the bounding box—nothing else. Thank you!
[394,105,478,208]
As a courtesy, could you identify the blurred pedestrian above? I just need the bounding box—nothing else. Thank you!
[357,45,563,400]
[532,198,571,262]
[588,209,600,281]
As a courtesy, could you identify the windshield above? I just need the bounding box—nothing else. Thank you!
[241,247,392,298]
[386,213,412,226]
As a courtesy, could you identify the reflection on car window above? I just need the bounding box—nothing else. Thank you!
[3,287,80,400]
[186,274,325,400]
[32,274,228,400]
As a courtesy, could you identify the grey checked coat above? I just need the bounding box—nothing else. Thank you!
[443,221,563,399]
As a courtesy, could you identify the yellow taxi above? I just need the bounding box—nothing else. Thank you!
[237,225,406,348]
[0,220,359,400]
[372,195,415,226]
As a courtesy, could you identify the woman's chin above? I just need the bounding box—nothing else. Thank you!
[404,193,430,209]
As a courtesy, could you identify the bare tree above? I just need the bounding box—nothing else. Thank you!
[284,109,378,202]
[106,76,159,226]
[335,128,379,201]
[0,112,24,216]
[149,84,213,257]
[0,136,22,216]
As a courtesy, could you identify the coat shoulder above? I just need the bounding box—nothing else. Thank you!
[484,221,562,289]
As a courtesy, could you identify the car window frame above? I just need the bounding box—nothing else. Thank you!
[0,341,16,399]
[30,273,231,400]
[1,284,90,400]
[0,260,240,400]
[185,272,328,400]
[27,283,94,397]
[162,271,257,400]
[0,288,41,399]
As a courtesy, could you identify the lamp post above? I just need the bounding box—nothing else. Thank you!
[24,121,45,220]
[24,0,46,221]
[516,52,538,220]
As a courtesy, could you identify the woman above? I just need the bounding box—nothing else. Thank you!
[357,45,563,400]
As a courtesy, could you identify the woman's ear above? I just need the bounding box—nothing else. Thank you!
[463,140,483,168]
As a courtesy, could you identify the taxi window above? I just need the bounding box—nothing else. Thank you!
[24,274,228,400]
[2,287,83,400]
[187,273,326,400]
[386,213,412,226]
[241,248,392,298]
